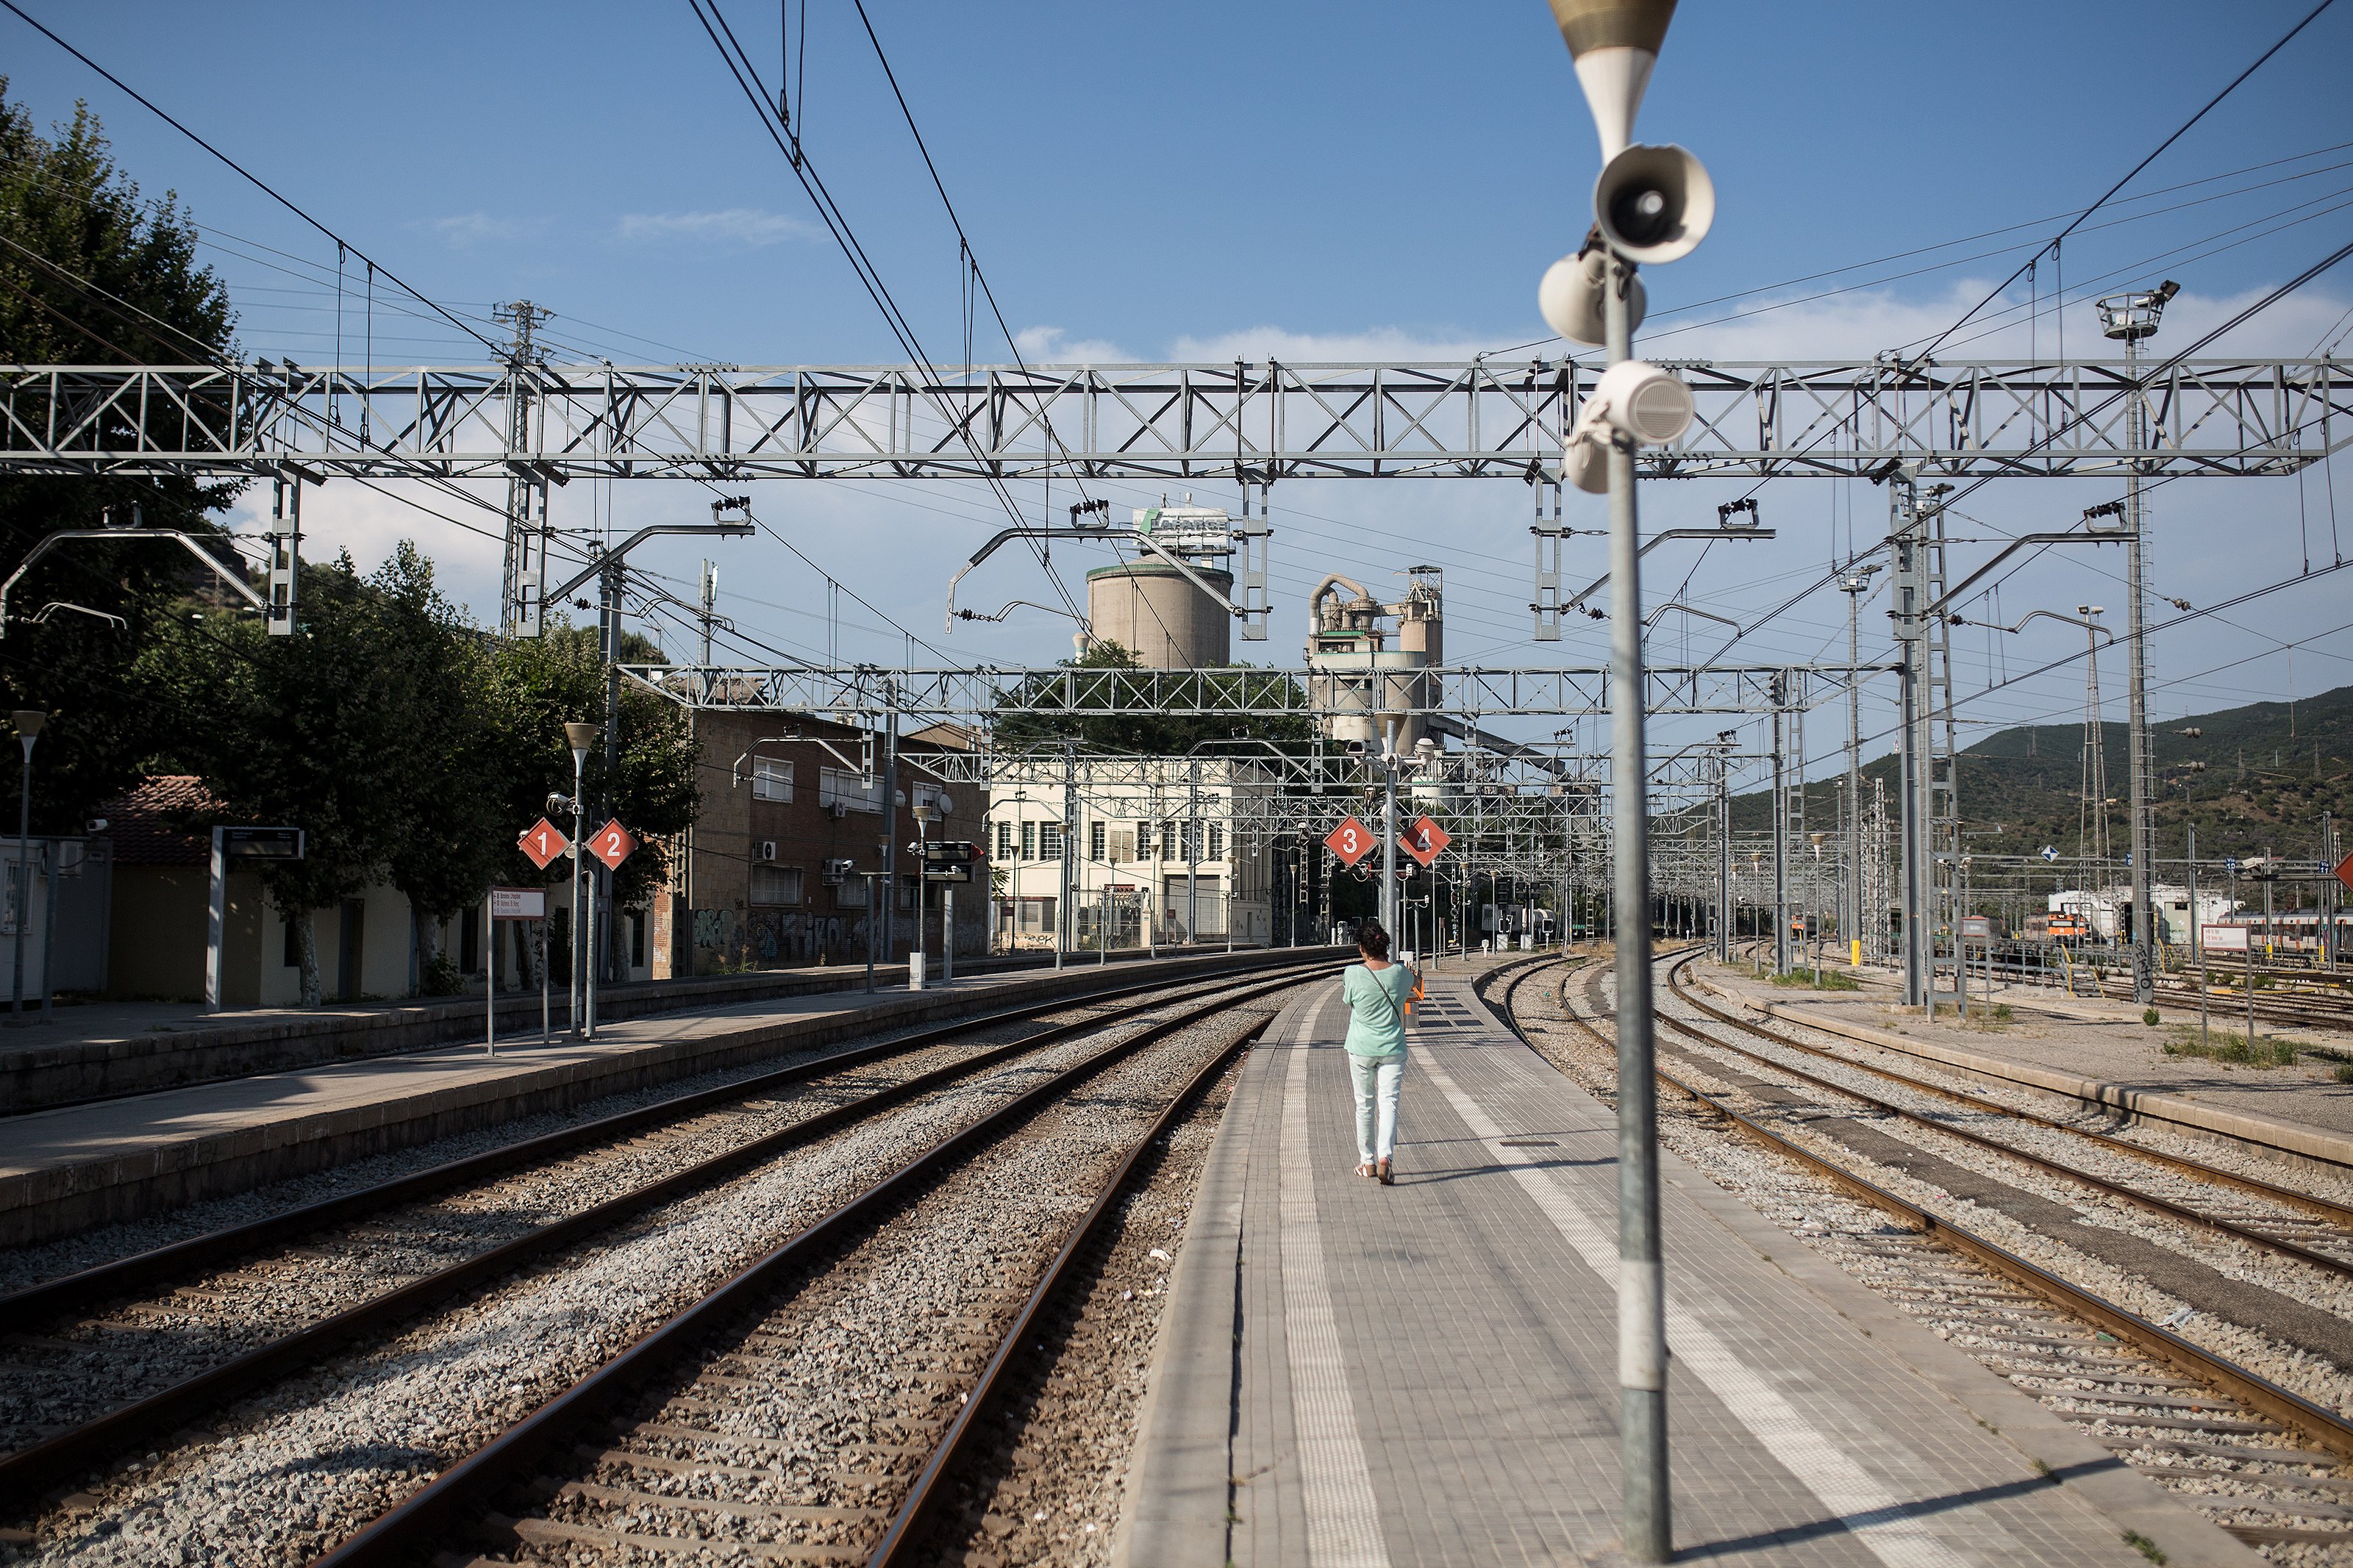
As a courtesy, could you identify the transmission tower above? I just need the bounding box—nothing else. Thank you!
[495,300,554,637]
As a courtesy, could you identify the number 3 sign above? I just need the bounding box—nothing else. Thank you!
[1324,815,1372,868]
[588,818,638,871]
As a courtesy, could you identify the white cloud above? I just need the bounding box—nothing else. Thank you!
[1166,324,1517,362]
[1012,325,1134,363]
[423,212,528,249]
[615,209,814,248]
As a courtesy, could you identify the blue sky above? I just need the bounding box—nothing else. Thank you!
[8,0,2353,773]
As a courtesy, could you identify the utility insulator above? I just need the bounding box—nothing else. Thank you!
[1529,480,1565,642]
[1236,480,1271,642]
[266,475,300,636]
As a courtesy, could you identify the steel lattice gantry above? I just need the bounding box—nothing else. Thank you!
[1,358,2344,480]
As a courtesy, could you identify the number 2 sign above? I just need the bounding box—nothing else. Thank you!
[1324,816,1373,868]
[588,818,639,871]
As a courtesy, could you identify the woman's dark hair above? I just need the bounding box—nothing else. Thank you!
[1353,918,1391,959]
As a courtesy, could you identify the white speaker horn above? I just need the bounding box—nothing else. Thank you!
[1593,143,1714,265]
[1538,246,1647,346]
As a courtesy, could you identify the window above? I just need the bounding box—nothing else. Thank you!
[820,767,883,813]
[751,756,794,802]
[1090,821,1107,863]
[1017,896,1057,934]
[914,782,954,817]
[1021,821,1038,860]
[1111,828,1135,863]
[751,865,804,906]
[1040,823,1063,861]
[1160,820,1178,862]
[838,876,869,908]
[995,821,1015,861]
[1208,823,1226,859]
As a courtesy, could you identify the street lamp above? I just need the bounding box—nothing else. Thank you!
[563,720,599,1037]
[10,709,43,1021]
[911,801,938,990]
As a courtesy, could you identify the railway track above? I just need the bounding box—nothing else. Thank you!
[1490,951,2353,1558]
[0,957,1334,1560]
[307,965,1321,1567]
[1818,951,2353,1037]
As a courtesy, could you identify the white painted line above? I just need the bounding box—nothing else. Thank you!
[1281,994,1390,1568]
[1413,1042,1998,1568]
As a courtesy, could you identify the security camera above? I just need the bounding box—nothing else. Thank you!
[546,791,573,815]
[86,816,109,833]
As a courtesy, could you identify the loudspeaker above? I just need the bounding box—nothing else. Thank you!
[1593,143,1713,265]
[1538,243,1647,346]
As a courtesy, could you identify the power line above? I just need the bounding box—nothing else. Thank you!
[0,0,499,355]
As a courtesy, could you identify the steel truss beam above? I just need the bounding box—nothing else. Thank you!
[624,663,1879,719]
[2,358,2342,480]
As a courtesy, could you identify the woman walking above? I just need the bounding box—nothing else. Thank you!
[1340,917,1414,1184]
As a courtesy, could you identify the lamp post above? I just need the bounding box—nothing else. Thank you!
[10,709,43,1020]
[1536,3,1711,1557]
[911,801,937,989]
[563,721,599,1037]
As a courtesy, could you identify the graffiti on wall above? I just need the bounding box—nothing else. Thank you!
[690,906,986,974]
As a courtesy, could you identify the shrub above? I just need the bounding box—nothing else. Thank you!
[2143,1006,2160,1027]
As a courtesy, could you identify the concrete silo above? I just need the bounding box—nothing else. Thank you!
[1083,501,1238,669]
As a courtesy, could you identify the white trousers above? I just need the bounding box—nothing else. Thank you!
[1349,1053,1404,1164]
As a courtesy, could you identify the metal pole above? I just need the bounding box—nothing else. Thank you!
[2190,824,2207,1052]
[882,680,901,978]
[39,834,54,1023]
[1771,697,1789,975]
[1059,744,1075,969]
[2124,327,2157,1007]
[1717,758,1731,963]
[863,873,878,993]
[571,748,586,1033]
[943,885,955,983]
[485,891,496,1057]
[1843,574,1867,956]
[911,810,928,991]
[204,826,224,1014]
[1604,257,1668,1564]
[540,915,550,1046]
[1188,759,1201,948]
[11,737,30,1017]
[1101,884,1110,964]
[1380,723,1399,939]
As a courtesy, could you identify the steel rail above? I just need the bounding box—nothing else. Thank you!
[1530,957,2353,1464]
[1649,970,2353,1283]
[1829,956,2353,1037]
[1668,964,2353,1225]
[0,957,1334,1500]
[0,948,1314,1331]
[306,964,1335,1568]
[863,999,1290,1564]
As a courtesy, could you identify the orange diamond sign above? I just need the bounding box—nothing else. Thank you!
[588,818,639,871]
[518,817,569,870]
[2335,851,2353,896]
[1399,815,1451,867]
[1324,815,1374,867]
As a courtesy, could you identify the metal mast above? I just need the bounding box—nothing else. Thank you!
[2099,282,2177,1004]
[493,301,553,637]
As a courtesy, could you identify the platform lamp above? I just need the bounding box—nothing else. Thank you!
[564,721,600,1037]
[10,709,43,1021]
[1533,5,1710,1551]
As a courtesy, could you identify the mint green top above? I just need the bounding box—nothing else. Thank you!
[1340,962,1415,1058]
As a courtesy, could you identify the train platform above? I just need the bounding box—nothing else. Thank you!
[1688,959,2353,1162]
[1117,965,2256,1568]
[0,948,1296,1247]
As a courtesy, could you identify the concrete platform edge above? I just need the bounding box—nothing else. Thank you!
[0,951,1320,1247]
[1475,963,2260,1566]
[1692,969,2353,1170]
[1115,985,1322,1568]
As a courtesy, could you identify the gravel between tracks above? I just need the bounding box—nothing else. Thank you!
[1496,954,2353,1567]
[3,986,1277,1568]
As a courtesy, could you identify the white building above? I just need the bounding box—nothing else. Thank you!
[2048,884,2237,944]
[988,766,1277,951]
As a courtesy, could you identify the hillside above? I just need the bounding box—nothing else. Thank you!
[1727,682,2353,874]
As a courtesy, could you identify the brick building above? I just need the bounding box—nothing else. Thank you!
[663,712,989,977]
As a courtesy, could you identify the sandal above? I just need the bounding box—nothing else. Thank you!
[1377,1159,1395,1186]
[1356,1162,1377,1179]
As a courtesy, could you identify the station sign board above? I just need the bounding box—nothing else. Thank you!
[490,886,546,921]
[922,840,979,882]
[518,818,570,870]
[2202,923,2249,953]
[221,826,304,860]
[1399,815,1450,867]
[1324,815,1373,868]
[588,819,638,871]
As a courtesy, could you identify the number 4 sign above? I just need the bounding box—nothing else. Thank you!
[588,819,638,870]
[1400,815,1451,867]
[1324,815,1373,867]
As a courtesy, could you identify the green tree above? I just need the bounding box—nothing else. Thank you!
[143,554,424,1004]
[0,81,242,830]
